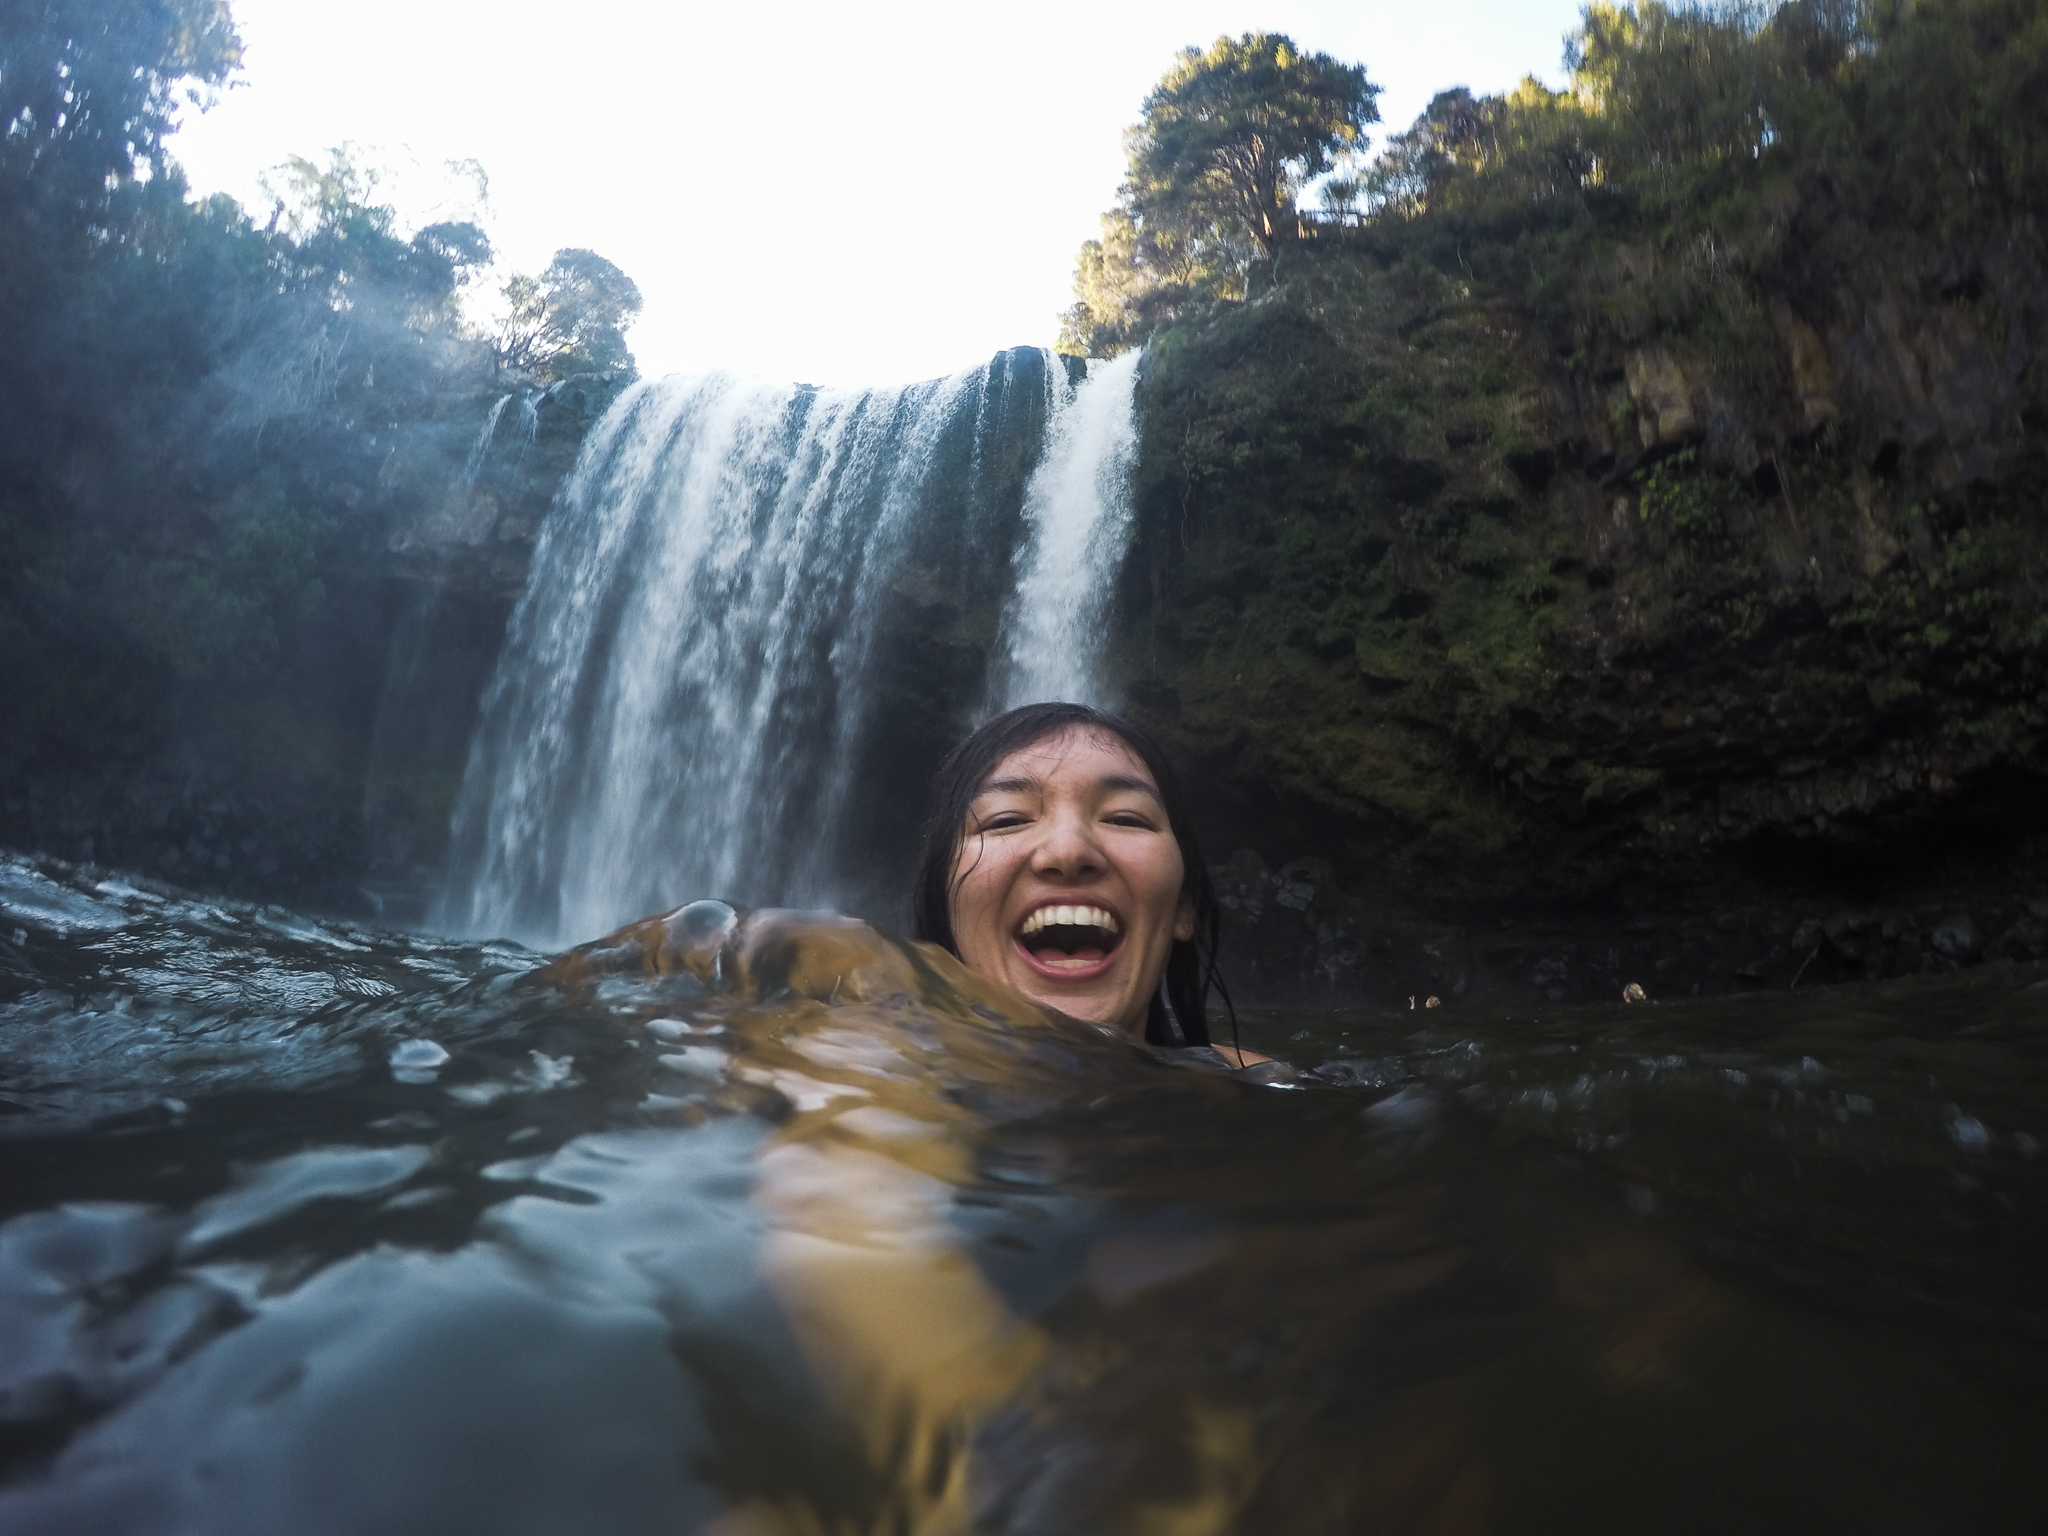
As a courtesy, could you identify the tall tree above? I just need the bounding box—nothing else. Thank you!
[1061,33,1377,355]
[1129,32,1381,262]
[494,248,642,379]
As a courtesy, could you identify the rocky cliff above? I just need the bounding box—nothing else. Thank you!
[1113,204,2048,1006]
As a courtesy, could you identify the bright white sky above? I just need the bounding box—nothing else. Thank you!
[171,0,1592,388]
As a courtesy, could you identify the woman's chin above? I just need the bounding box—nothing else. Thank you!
[1004,950,1140,1032]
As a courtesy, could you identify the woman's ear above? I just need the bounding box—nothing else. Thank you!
[1173,892,1195,943]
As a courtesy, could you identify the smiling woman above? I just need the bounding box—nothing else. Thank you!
[911,702,1255,1062]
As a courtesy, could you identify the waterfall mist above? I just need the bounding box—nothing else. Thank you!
[437,346,1142,947]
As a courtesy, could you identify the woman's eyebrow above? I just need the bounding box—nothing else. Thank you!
[973,772,1161,798]
[976,774,1041,796]
[1098,773,1163,798]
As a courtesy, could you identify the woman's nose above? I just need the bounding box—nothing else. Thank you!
[1028,806,1104,878]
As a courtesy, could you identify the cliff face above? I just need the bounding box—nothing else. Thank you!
[0,374,623,915]
[1116,210,2048,1005]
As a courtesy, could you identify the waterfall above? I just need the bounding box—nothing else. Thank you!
[457,393,515,495]
[990,349,1143,709]
[440,347,1105,946]
[438,347,1148,947]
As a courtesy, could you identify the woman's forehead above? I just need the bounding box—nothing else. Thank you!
[977,726,1155,793]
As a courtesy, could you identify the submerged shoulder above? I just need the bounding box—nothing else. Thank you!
[1210,1044,1271,1069]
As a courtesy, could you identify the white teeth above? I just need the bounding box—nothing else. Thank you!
[1019,905,1120,937]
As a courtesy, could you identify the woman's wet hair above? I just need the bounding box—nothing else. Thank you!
[911,702,1232,1049]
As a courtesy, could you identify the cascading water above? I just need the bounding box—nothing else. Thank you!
[990,349,1143,709]
[457,392,514,495]
[438,346,1139,948]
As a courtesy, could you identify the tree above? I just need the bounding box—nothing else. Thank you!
[494,248,642,379]
[1057,203,1245,357]
[262,148,493,322]
[1128,33,1381,262]
[1060,33,1377,355]
[0,0,240,220]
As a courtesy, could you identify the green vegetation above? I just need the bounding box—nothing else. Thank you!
[1060,33,1380,357]
[494,249,643,380]
[0,0,641,894]
[0,1,638,807]
[1095,1,2048,914]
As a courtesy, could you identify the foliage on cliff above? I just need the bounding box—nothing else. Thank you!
[1060,33,1380,358]
[0,0,638,818]
[494,249,643,380]
[1113,0,2048,920]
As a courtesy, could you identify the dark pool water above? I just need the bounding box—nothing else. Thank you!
[2,851,2045,1534]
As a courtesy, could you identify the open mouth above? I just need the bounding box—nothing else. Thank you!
[1015,903,1123,975]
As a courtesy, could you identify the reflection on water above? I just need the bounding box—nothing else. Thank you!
[2,851,2046,1533]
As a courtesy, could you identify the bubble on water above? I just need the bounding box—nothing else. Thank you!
[389,1039,451,1082]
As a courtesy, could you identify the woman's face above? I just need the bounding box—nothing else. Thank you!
[948,725,1193,1034]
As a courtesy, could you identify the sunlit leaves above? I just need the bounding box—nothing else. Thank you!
[1130,33,1381,261]
[1061,32,1378,357]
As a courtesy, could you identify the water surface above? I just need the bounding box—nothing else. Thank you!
[3,852,2044,1533]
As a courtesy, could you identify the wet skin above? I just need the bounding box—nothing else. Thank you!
[948,726,1195,1037]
